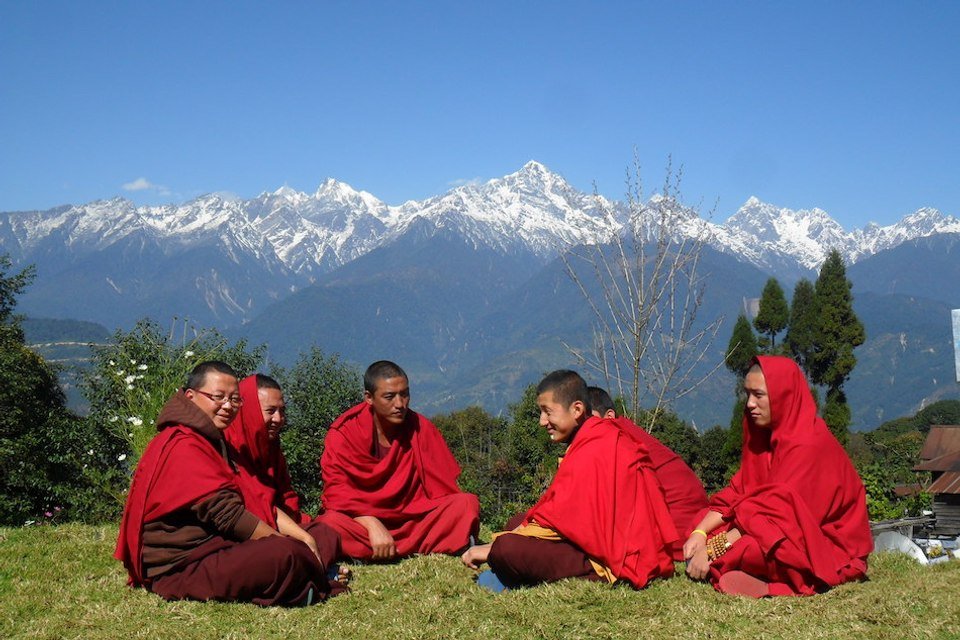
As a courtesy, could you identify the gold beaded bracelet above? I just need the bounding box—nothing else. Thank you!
[706,531,731,561]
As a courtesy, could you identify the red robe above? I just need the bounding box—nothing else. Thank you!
[522,416,678,589]
[317,402,479,558]
[115,421,250,586]
[708,355,873,596]
[613,417,708,559]
[223,375,308,526]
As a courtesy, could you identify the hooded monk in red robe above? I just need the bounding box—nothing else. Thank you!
[224,373,349,576]
[316,360,479,561]
[588,386,708,560]
[461,370,677,589]
[115,361,345,606]
[684,356,873,597]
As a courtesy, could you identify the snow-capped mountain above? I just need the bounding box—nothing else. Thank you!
[1,160,957,327]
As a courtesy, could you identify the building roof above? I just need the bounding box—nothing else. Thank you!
[915,451,960,472]
[927,471,960,495]
[916,425,960,467]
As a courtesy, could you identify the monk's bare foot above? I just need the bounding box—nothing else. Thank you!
[336,565,352,584]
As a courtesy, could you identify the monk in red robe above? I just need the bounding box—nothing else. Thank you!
[461,370,677,590]
[316,360,479,561]
[588,386,708,560]
[115,361,345,606]
[684,356,873,597]
[224,373,349,583]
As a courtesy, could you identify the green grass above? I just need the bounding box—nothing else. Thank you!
[2,524,959,639]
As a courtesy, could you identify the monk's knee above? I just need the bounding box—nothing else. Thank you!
[306,521,342,566]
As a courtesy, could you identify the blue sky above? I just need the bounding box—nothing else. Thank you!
[1,1,957,228]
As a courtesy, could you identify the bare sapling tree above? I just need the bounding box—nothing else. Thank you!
[562,156,725,431]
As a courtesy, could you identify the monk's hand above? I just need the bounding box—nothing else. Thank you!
[460,543,491,569]
[300,534,322,563]
[355,516,396,560]
[685,547,711,581]
[682,532,707,561]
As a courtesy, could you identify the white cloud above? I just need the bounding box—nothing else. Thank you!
[447,177,483,188]
[122,177,156,191]
[122,178,172,197]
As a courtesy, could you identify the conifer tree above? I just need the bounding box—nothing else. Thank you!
[809,250,865,444]
[784,278,817,376]
[725,314,758,377]
[753,278,789,350]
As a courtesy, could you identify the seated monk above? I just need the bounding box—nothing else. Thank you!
[461,370,677,590]
[684,356,873,598]
[224,373,349,585]
[316,360,480,561]
[587,386,708,560]
[115,361,344,606]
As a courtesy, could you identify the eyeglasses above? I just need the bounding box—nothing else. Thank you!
[191,389,243,406]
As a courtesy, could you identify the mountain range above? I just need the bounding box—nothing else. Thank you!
[3,161,959,430]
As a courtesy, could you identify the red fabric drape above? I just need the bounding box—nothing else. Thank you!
[524,416,678,589]
[320,402,463,519]
[612,417,708,557]
[708,355,873,595]
[224,375,305,526]
[114,425,240,586]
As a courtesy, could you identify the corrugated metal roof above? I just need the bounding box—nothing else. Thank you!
[927,471,960,495]
[915,451,960,472]
[919,425,960,461]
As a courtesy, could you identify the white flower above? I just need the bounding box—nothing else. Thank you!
[108,360,116,366]
[124,375,136,384]
[116,369,125,376]
[87,449,94,456]
[127,416,143,426]
[117,454,127,462]
[130,359,137,365]
[126,384,134,390]
[136,375,144,380]
[137,364,148,371]
[108,416,119,423]
[183,350,195,358]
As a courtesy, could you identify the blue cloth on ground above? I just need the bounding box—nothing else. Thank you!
[476,570,508,593]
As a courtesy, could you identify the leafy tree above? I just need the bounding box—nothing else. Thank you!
[809,250,865,444]
[784,278,817,376]
[753,278,789,350]
[725,314,758,377]
[274,348,362,514]
[0,255,113,524]
[696,425,731,494]
[433,406,510,528]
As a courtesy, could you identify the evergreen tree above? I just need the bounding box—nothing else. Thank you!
[809,250,865,443]
[784,278,817,376]
[753,278,789,350]
[725,314,759,376]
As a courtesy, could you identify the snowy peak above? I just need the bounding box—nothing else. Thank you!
[2,163,957,292]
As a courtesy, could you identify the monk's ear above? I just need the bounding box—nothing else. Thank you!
[570,400,586,421]
[363,389,373,405]
[603,409,617,419]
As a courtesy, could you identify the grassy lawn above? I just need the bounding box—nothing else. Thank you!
[1,524,958,639]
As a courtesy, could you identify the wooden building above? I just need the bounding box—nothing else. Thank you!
[914,424,960,536]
